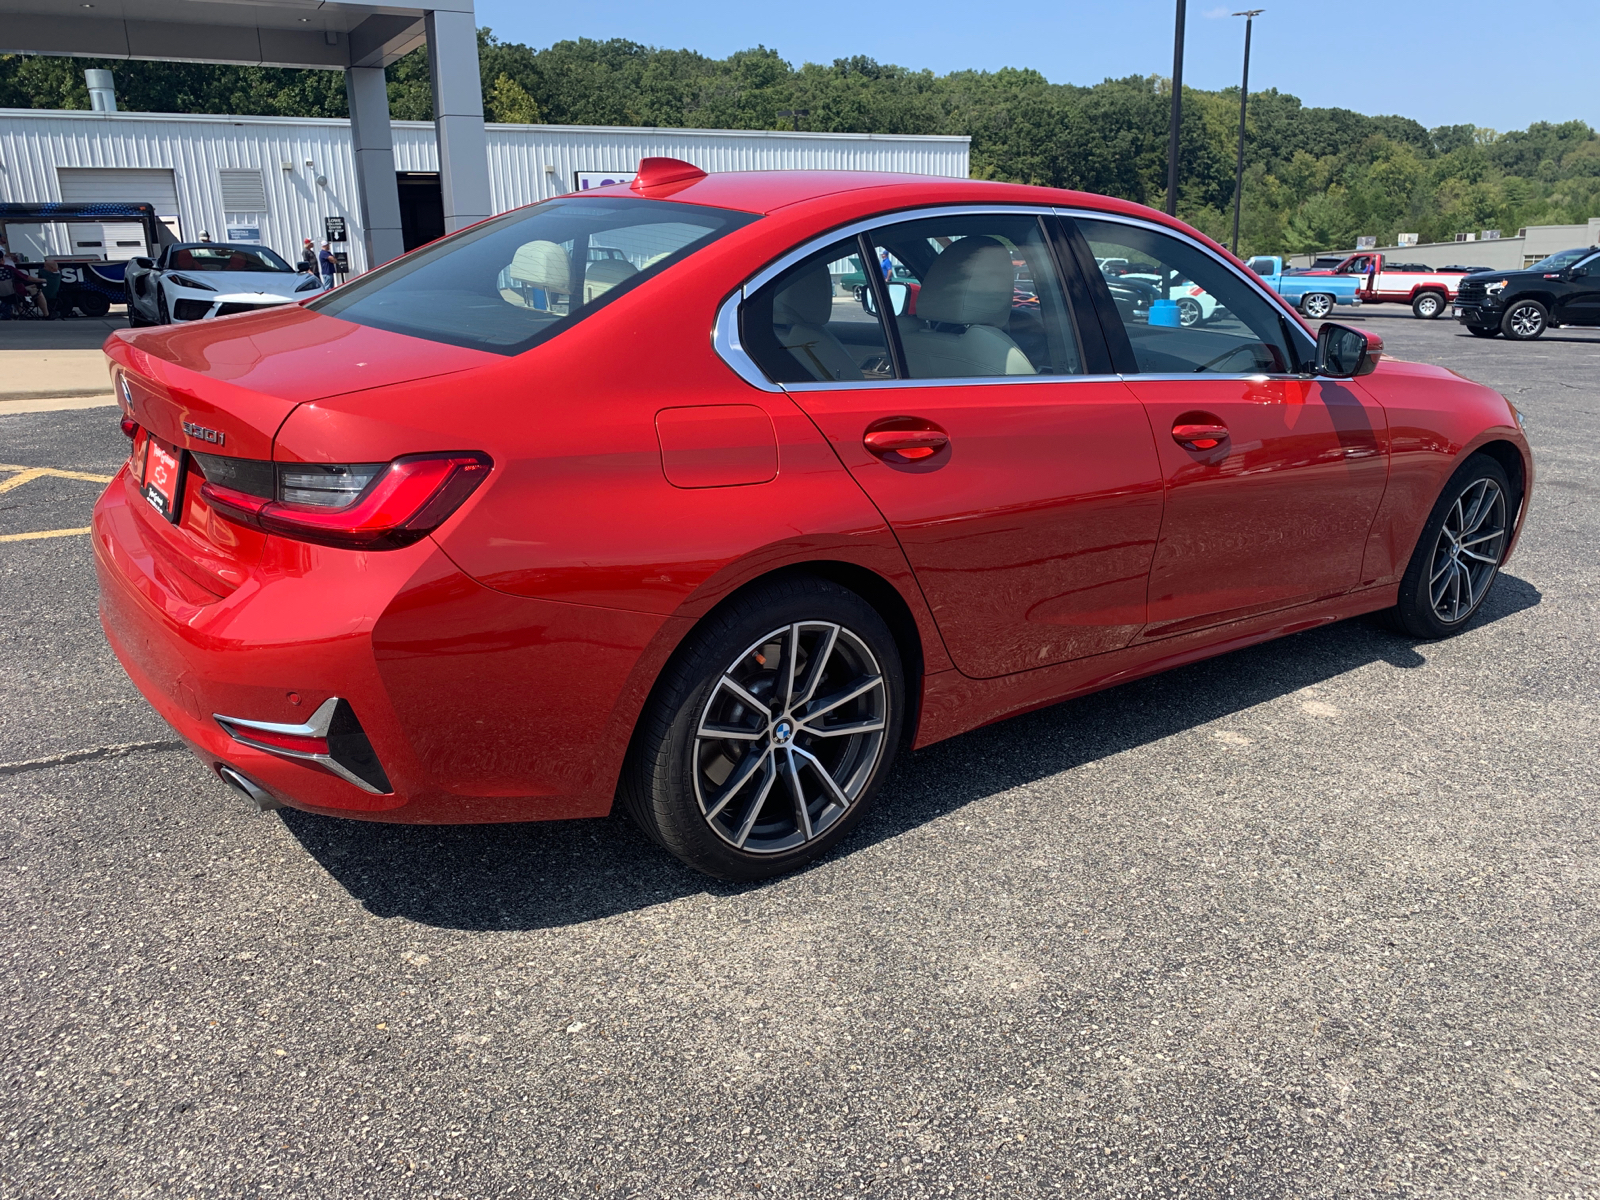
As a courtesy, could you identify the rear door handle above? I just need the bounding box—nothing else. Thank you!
[1172,421,1229,450]
[863,420,949,461]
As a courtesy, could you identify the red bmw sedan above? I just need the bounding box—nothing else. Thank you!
[94,160,1532,880]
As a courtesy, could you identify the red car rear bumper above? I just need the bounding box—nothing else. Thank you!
[93,466,670,823]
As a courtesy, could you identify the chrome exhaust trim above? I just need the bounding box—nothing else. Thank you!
[216,764,284,812]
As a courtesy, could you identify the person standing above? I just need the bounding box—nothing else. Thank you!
[299,238,316,271]
[318,242,338,290]
[40,258,64,319]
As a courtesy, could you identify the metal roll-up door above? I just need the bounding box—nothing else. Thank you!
[57,167,182,242]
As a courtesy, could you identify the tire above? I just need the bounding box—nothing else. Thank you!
[1466,326,1500,338]
[1299,292,1335,320]
[157,288,170,326]
[1500,299,1546,340]
[1176,297,1204,327]
[1390,454,1513,639]
[622,577,905,881]
[76,290,111,318]
[1412,291,1446,319]
[125,283,150,327]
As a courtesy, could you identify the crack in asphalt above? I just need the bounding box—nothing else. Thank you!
[0,740,185,776]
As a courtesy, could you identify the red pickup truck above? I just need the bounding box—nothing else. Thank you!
[1301,253,1472,319]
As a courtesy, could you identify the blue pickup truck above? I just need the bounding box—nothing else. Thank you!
[1245,256,1363,320]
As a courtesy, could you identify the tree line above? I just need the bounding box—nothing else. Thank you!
[4,33,1597,256]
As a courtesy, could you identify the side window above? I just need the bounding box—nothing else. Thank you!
[1076,218,1296,375]
[867,213,1083,378]
[743,238,895,384]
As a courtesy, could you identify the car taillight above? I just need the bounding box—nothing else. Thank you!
[198,451,492,550]
[120,416,140,438]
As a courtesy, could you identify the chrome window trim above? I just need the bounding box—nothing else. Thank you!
[713,289,782,393]
[786,373,1127,393]
[1056,205,1319,362]
[712,204,1065,391]
[709,200,1317,390]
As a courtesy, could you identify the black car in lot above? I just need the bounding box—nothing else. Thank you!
[1454,246,1600,340]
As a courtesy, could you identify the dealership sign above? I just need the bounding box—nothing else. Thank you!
[575,171,636,191]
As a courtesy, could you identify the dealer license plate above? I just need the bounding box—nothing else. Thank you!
[141,435,185,524]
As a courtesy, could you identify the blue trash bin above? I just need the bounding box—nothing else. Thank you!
[1149,298,1180,327]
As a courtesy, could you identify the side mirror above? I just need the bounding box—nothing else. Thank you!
[1315,323,1382,378]
[129,257,154,270]
[860,281,912,317]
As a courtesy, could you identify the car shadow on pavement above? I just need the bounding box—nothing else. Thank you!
[280,573,1541,932]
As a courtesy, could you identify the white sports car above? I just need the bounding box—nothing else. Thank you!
[124,242,320,326]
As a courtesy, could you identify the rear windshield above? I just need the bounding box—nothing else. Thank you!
[171,245,293,272]
[308,196,758,355]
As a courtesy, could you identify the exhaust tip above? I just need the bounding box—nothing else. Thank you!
[216,764,284,812]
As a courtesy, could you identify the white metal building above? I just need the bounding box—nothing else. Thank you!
[0,107,971,273]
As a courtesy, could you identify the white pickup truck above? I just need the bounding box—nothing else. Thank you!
[1298,252,1473,319]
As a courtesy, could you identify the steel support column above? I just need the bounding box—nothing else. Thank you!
[345,66,406,269]
[425,8,491,233]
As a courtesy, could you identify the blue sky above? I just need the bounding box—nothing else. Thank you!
[475,0,1600,134]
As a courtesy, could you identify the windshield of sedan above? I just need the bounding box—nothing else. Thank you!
[169,245,293,272]
[1527,247,1594,272]
[309,197,759,355]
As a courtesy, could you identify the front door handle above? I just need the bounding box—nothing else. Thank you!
[1172,421,1229,450]
[863,419,949,462]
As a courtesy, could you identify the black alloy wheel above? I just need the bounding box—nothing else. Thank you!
[1390,453,1513,639]
[157,287,171,326]
[1299,293,1335,319]
[1412,291,1446,319]
[1501,299,1546,340]
[1466,326,1500,338]
[623,577,905,881]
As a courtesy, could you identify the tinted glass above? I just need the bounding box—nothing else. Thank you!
[170,245,292,272]
[311,197,757,355]
[868,213,1082,378]
[742,237,895,384]
[1528,247,1592,271]
[1078,218,1295,375]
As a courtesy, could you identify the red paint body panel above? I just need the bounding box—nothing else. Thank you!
[788,379,1165,677]
[90,171,1534,827]
[1127,375,1390,635]
[655,405,778,488]
[1353,359,1531,584]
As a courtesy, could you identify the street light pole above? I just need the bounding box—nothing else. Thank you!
[1230,9,1264,255]
[1165,0,1186,216]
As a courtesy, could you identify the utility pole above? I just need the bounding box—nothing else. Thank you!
[1165,0,1186,216]
[1231,10,1264,255]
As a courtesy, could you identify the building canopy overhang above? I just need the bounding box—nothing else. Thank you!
[0,0,490,263]
[1,0,431,70]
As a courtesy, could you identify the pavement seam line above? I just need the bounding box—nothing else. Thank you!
[0,740,187,776]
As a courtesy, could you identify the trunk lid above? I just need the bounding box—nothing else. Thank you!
[102,305,502,592]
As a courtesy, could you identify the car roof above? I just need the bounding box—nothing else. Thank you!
[570,170,1204,233]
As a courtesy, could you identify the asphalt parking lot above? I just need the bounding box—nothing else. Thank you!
[2,309,1597,1198]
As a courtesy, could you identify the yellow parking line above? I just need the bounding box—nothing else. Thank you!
[0,463,116,488]
[0,527,91,543]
